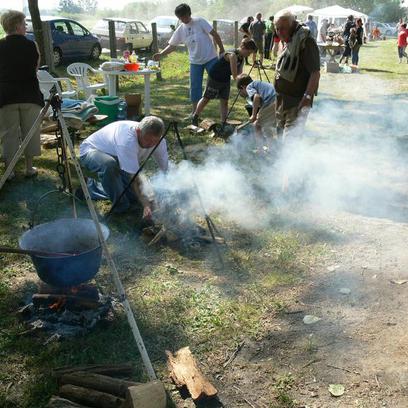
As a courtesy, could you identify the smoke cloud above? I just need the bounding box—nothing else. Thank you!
[149,75,408,229]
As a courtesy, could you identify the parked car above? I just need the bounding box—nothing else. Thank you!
[214,19,235,45]
[92,18,153,52]
[149,16,178,46]
[26,16,101,66]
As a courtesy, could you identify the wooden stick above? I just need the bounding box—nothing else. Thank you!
[47,396,88,407]
[59,384,124,408]
[54,364,134,379]
[223,341,245,368]
[59,371,138,398]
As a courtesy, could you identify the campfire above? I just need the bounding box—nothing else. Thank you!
[142,191,224,250]
[17,282,115,344]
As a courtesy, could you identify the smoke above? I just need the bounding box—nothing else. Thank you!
[149,75,408,230]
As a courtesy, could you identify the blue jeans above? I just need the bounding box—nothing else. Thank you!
[190,57,218,103]
[351,44,361,65]
[80,149,138,213]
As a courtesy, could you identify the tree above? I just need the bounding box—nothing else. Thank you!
[79,0,98,13]
[27,0,46,66]
[58,0,82,14]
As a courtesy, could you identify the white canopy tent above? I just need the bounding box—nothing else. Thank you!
[311,5,368,38]
[312,5,368,26]
[275,4,313,17]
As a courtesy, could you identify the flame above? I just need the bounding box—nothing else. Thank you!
[49,297,66,311]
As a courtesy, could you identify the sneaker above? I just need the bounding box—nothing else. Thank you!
[191,114,199,127]
[182,112,195,121]
[25,167,38,178]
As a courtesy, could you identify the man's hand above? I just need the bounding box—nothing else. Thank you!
[153,53,161,62]
[249,115,257,123]
[143,205,153,220]
[298,96,312,111]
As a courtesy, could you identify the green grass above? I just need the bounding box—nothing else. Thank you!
[0,40,404,407]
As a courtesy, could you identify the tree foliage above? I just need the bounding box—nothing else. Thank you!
[58,0,98,14]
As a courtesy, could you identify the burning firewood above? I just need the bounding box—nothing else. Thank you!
[166,346,218,401]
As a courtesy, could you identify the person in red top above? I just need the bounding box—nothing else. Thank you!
[397,23,408,63]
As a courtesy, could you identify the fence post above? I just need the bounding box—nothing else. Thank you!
[41,21,55,73]
[234,21,239,48]
[108,20,118,58]
[151,22,162,80]
[212,20,218,50]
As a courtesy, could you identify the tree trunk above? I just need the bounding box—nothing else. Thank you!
[27,0,46,66]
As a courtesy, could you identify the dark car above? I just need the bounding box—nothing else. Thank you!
[26,16,101,66]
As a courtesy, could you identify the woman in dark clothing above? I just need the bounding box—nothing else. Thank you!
[240,16,254,65]
[0,10,44,180]
[192,38,257,125]
[351,18,364,66]
[339,15,356,65]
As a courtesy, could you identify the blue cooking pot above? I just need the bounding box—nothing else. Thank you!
[19,218,109,287]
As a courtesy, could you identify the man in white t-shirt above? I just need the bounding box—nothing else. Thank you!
[153,3,224,115]
[79,116,168,218]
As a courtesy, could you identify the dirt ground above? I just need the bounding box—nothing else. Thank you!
[218,210,408,407]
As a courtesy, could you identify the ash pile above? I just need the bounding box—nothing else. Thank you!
[17,283,116,344]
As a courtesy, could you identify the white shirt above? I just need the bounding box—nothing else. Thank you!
[169,17,217,65]
[79,121,168,175]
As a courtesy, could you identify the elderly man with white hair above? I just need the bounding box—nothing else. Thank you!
[79,117,168,218]
[274,10,320,141]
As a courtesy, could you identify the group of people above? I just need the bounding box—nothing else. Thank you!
[339,15,365,66]
[1,5,321,220]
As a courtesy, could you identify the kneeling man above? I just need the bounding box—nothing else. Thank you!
[79,116,168,218]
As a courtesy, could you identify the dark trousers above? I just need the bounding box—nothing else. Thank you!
[265,33,272,59]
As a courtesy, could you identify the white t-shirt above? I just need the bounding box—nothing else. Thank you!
[169,17,217,65]
[79,121,168,175]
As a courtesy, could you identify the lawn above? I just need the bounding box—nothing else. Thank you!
[0,39,407,407]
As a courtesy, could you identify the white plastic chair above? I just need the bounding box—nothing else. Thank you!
[67,63,107,99]
[37,70,77,100]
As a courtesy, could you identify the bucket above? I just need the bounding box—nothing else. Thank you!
[94,96,120,125]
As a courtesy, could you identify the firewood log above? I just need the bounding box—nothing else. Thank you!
[59,384,124,408]
[59,371,138,398]
[47,396,88,407]
[166,347,217,401]
[32,294,100,310]
[54,364,134,379]
[123,381,167,408]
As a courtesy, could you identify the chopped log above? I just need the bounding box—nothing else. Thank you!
[59,371,138,398]
[47,396,88,408]
[199,119,218,131]
[166,347,218,401]
[32,294,100,310]
[59,384,124,408]
[123,381,167,408]
[54,364,134,379]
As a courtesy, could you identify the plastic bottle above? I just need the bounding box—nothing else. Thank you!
[117,100,127,120]
[130,51,138,63]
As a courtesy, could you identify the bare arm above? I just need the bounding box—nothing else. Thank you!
[298,71,320,110]
[131,176,153,218]
[153,44,177,61]
[210,29,225,54]
[250,94,262,122]
[228,53,239,80]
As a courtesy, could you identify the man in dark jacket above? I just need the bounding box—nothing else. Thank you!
[274,10,320,142]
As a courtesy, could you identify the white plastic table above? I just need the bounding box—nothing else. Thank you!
[98,69,159,115]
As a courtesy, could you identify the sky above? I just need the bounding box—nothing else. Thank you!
[0,0,132,10]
